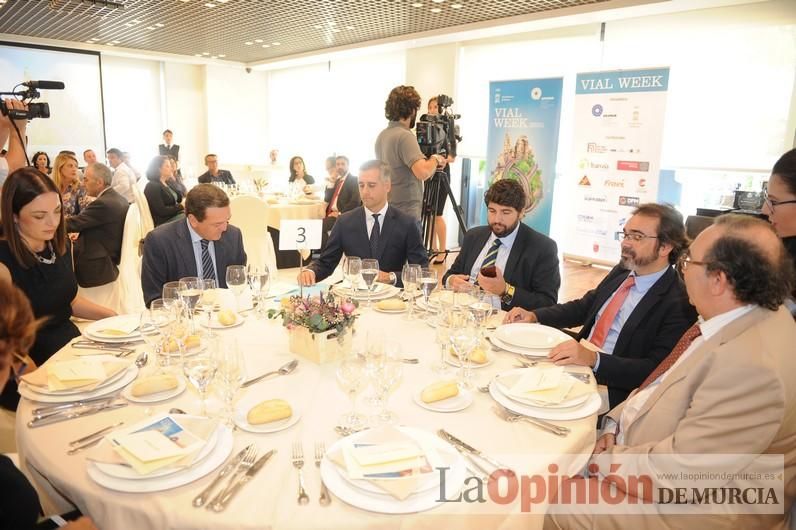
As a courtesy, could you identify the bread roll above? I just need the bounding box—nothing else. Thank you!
[218,309,237,326]
[449,346,488,364]
[183,334,201,350]
[377,299,406,311]
[421,380,459,403]
[131,374,179,397]
[247,399,293,425]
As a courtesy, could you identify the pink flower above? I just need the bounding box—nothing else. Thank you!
[340,302,356,315]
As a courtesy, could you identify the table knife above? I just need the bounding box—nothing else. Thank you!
[211,450,275,512]
[192,444,253,507]
[438,429,513,474]
[28,401,127,428]
[32,396,117,416]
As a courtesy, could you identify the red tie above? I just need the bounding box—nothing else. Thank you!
[590,275,636,348]
[326,179,344,216]
[638,323,702,389]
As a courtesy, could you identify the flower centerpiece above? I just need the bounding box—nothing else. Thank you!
[268,292,357,364]
[253,176,269,194]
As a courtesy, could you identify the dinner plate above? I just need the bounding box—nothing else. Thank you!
[24,359,131,396]
[489,379,601,420]
[18,365,138,403]
[488,335,552,358]
[92,417,220,480]
[413,388,473,413]
[494,323,570,349]
[373,304,408,314]
[85,315,142,340]
[121,375,187,403]
[320,426,467,513]
[86,425,233,492]
[493,369,591,409]
[200,313,246,329]
[444,353,492,369]
[233,400,301,433]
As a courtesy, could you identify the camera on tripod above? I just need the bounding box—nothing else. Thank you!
[416,94,462,158]
[0,80,65,120]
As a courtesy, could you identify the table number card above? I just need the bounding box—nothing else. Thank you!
[280,219,322,251]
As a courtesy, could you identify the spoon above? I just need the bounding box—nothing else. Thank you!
[401,357,419,364]
[135,351,149,368]
[240,359,299,388]
[169,408,188,415]
[335,425,365,437]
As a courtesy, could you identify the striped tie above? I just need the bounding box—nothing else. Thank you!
[638,324,702,389]
[481,239,502,269]
[200,239,216,282]
[370,213,381,258]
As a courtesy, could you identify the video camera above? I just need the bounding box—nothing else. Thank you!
[416,94,462,158]
[0,80,65,120]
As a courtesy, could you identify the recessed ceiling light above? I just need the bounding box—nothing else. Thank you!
[332,28,341,32]
[328,21,336,26]
[432,0,445,3]
[245,41,253,45]
[261,44,270,48]
[202,52,210,55]
[313,24,322,29]
[345,25,354,30]
[195,54,203,57]
[204,2,215,7]
[155,23,164,27]
[272,42,281,45]
[146,26,155,30]
[430,7,441,12]
[218,54,226,58]
[254,39,263,43]
[451,3,462,7]
[90,37,100,41]
[132,19,141,23]
[124,22,133,27]
[411,2,423,7]
[106,43,115,46]
[85,40,94,43]
[211,55,217,59]
[111,40,120,44]
[217,0,228,3]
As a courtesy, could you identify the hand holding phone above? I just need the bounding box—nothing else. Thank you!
[480,265,497,278]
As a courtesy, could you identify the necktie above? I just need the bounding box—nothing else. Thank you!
[481,239,502,269]
[590,275,636,348]
[638,324,702,389]
[200,239,216,282]
[370,213,381,258]
[327,179,344,216]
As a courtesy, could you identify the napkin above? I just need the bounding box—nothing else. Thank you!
[499,367,594,406]
[327,426,442,500]
[93,316,139,336]
[22,359,128,392]
[377,299,406,311]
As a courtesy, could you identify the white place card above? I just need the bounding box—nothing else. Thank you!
[279,219,322,251]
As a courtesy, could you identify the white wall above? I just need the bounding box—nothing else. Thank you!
[162,62,207,180]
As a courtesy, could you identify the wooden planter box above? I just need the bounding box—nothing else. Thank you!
[288,326,352,364]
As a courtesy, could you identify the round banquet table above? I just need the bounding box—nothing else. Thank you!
[262,198,325,230]
[17,281,598,530]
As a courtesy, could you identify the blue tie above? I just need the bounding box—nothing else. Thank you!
[370,213,381,258]
[200,239,216,282]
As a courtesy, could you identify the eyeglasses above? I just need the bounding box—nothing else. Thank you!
[677,254,712,272]
[763,192,796,212]
[615,231,659,243]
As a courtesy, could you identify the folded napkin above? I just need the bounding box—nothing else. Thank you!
[22,359,129,392]
[327,426,441,500]
[377,299,406,311]
[86,415,218,476]
[499,367,593,406]
[93,316,139,336]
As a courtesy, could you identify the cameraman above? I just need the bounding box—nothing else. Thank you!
[0,99,28,185]
[375,85,446,223]
[425,96,456,263]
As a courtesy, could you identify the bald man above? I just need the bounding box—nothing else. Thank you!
[545,214,796,530]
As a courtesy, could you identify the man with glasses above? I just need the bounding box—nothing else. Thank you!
[506,203,697,407]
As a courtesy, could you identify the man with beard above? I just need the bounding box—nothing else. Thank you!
[506,203,697,407]
[442,179,560,311]
[375,85,446,223]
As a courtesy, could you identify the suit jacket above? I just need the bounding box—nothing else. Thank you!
[534,265,697,407]
[66,188,129,288]
[590,306,796,530]
[141,219,247,306]
[442,223,560,312]
[158,143,179,161]
[144,180,184,227]
[324,175,360,215]
[308,205,428,283]
[198,169,236,185]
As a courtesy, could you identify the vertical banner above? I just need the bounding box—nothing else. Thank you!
[564,67,670,264]
[486,78,563,235]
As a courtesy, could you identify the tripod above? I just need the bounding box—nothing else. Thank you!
[421,167,467,258]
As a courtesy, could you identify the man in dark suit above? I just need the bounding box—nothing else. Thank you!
[443,179,560,311]
[158,129,179,161]
[324,156,361,217]
[506,203,698,407]
[66,163,129,287]
[141,184,247,306]
[299,160,427,286]
[197,154,236,185]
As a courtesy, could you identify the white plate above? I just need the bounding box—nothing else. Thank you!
[320,426,467,514]
[494,323,570,349]
[24,359,131,396]
[488,334,552,358]
[121,375,186,403]
[413,388,473,413]
[493,369,591,409]
[489,379,601,420]
[92,418,220,480]
[373,305,408,314]
[200,313,246,329]
[444,353,492,369]
[413,298,439,313]
[233,402,301,433]
[85,314,142,340]
[86,425,233,492]
[19,365,138,403]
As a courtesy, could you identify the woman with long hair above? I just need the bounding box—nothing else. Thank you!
[288,155,316,195]
[31,151,50,175]
[51,152,87,217]
[144,155,185,227]
[0,167,115,411]
[762,148,796,307]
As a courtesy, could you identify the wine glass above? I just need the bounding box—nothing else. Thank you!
[246,264,270,317]
[449,309,478,390]
[225,265,247,312]
[178,277,201,334]
[183,348,218,417]
[361,258,379,308]
[434,311,453,374]
[371,354,403,425]
[343,256,362,292]
[215,338,245,427]
[401,263,419,320]
[197,279,218,337]
[139,299,172,372]
[469,289,495,339]
[336,355,366,430]
[419,268,438,311]
[162,281,181,311]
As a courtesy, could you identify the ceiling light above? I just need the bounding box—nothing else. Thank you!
[106,43,115,46]
[90,37,100,41]
[146,26,155,30]
[132,19,141,23]
[328,21,336,26]
[332,28,341,33]
[155,23,164,27]
[272,42,281,45]
[124,22,133,27]
[254,39,263,43]
[430,7,441,12]
[245,41,253,45]
[211,55,217,59]
[451,3,462,7]
[195,54,203,57]
[204,2,215,6]
[432,0,445,3]
[345,25,354,30]
[218,54,226,58]
[111,40,120,44]
[261,44,270,48]
[313,24,322,29]
[411,2,423,7]
[85,40,94,43]
[202,52,210,55]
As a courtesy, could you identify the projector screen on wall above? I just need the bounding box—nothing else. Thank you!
[0,42,105,163]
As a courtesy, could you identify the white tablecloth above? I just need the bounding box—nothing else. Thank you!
[17,275,597,529]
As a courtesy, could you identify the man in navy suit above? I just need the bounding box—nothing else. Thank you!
[299,160,428,286]
[141,184,247,306]
[197,154,236,185]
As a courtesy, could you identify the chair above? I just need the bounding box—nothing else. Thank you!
[132,181,155,236]
[685,215,714,240]
[117,204,147,314]
[230,195,278,272]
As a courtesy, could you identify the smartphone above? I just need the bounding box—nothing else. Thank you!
[480,265,497,278]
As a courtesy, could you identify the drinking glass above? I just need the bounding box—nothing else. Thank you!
[469,289,494,339]
[401,263,419,320]
[343,256,362,292]
[246,264,270,317]
[225,265,247,312]
[178,277,201,334]
[448,310,478,390]
[361,258,379,308]
[183,348,218,417]
[371,355,403,424]
[419,268,438,311]
[336,356,366,430]
[214,338,245,426]
[434,312,452,374]
[139,299,172,372]
[197,279,218,336]
[162,281,181,311]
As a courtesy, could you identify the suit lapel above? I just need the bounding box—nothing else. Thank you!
[376,207,396,259]
[612,267,675,355]
[466,228,493,274]
[502,225,528,283]
[355,208,370,257]
[177,221,199,276]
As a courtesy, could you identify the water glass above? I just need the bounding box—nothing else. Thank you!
[401,263,419,320]
[183,348,218,417]
[140,299,171,372]
[419,268,438,310]
[336,356,366,430]
[225,265,247,312]
[178,276,201,333]
[371,355,403,424]
[448,310,478,390]
[343,256,362,292]
[246,264,270,317]
[214,338,245,426]
[361,258,379,308]
[162,281,181,311]
[198,279,218,336]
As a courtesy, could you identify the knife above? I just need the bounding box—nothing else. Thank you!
[438,429,513,474]
[192,444,253,507]
[27,401,128,428]
[211,450,276,512]
[32,396,117,418]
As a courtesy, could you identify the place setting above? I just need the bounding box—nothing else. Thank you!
[488,323,573,357]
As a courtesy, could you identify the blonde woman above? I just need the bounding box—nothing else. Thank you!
[52,152,87,217]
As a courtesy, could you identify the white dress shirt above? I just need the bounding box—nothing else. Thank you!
[186,220,218,281]
[467,222,520,282]
[111,162,137,203]
[364,202,389,238]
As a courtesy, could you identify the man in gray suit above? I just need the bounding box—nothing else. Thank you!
[141,184,247,306]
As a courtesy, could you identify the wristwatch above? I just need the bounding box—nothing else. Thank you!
[501,283,515,305]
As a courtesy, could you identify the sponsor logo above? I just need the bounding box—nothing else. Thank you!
[587,143,608,153]
[617,160,650,172]
[638,178,647,189]
[577,214,595,223]
[583,194,607,203]
[592,104,603,117]
[531,87,542,100]
[604,179,625,188]
[619,196,640,207]
[578,175,592,186]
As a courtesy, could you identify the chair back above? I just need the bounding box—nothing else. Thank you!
[230,195,277,272]
[117,204,146,313]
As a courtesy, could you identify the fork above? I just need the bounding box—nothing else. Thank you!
[315,442,331,506]
[207,446,257,511]
[492,405,570,436]
[292,442,310,505]
[514,360,591,383]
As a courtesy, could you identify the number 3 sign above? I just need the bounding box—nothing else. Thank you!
[279,219,323,251]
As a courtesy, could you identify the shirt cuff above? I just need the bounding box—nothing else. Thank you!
[592,352,602,372]
[601,417,618,435]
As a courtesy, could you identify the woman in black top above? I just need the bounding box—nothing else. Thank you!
[143,155,184,227]
[288,155,316,190]
[0,168,115,411]
[0,280,97,529]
